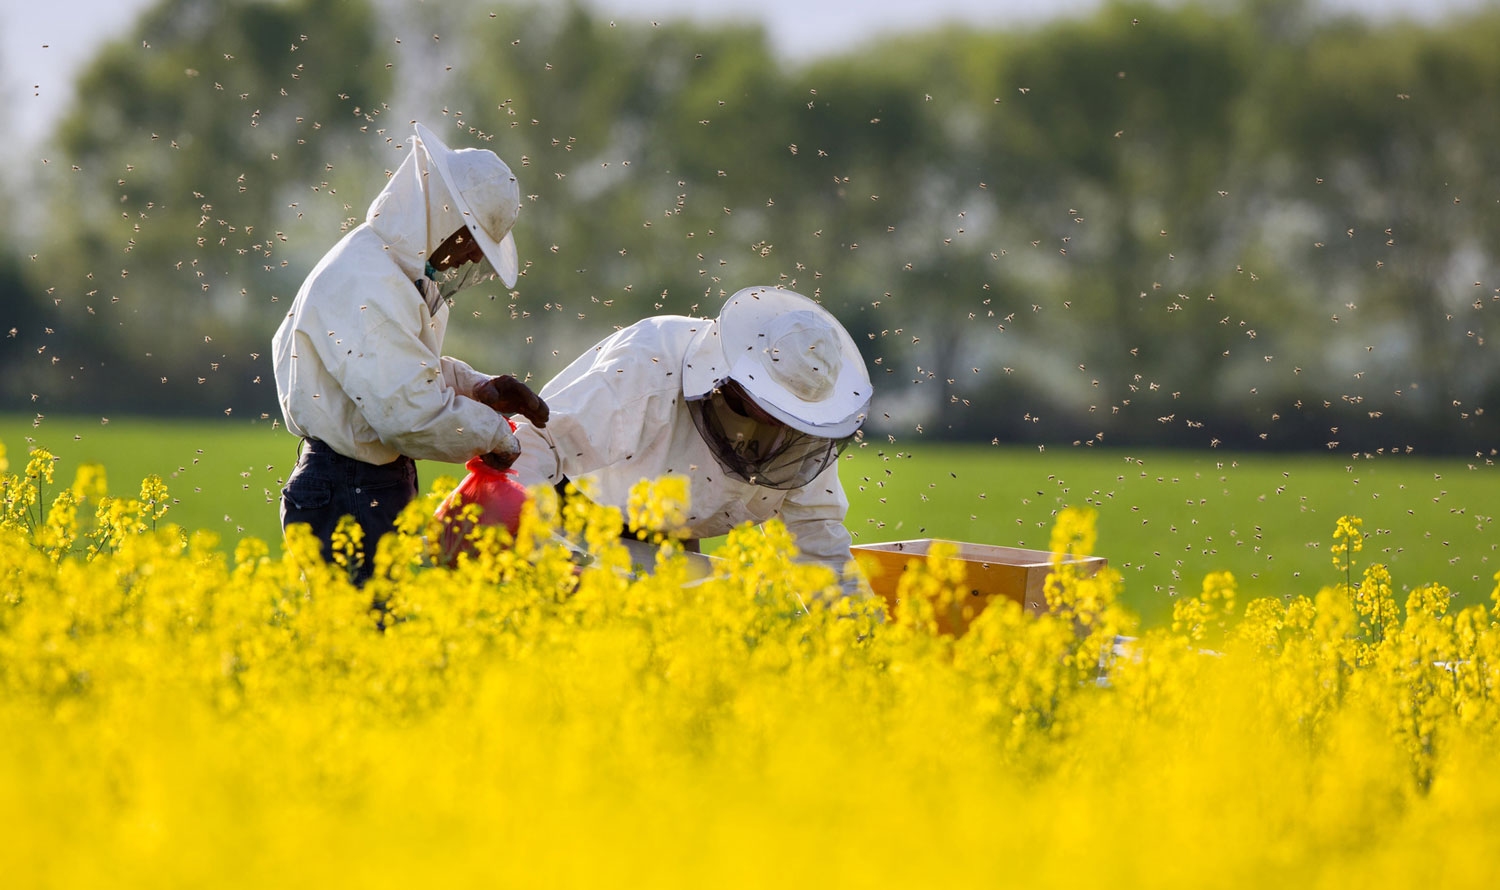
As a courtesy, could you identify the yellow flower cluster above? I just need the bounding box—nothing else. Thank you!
[625,472,691,542]
[1171,569,1238,643]
[3,449,1500,887]
[1332,513,1364,571]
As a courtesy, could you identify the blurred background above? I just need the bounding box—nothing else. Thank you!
[3,0,1500,454]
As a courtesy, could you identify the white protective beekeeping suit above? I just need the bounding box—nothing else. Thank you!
[509,287,873,589]
[272,123,522,465]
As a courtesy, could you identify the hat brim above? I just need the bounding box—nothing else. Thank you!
[415,122,519,288]
[727,355,865,438]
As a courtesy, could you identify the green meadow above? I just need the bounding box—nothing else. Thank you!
[5,414,1497,626]
[843,443,1500,625]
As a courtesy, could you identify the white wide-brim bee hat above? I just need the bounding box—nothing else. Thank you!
[682,286,871,438]
[414,122,521,287]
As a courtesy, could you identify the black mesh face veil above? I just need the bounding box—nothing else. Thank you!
[428,255,500,301]
[687,388,852,489]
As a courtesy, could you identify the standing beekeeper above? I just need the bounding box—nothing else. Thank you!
[273,122,548,581]
[507,286,872,594]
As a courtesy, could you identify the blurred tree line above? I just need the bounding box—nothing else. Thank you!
[4,0,1500,455]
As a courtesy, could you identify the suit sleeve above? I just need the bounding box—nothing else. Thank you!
[440,356,492,400]
[778,459,866,596]
[327,298,517,464]
[509,384,665,488]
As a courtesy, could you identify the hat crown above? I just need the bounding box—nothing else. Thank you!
[447,147,520,245]
[763,311,842,402]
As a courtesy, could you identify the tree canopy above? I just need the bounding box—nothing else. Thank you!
[4,0,1499,455]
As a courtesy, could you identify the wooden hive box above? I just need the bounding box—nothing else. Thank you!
[851,539,1107,635]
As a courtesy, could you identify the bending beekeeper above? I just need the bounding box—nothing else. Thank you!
[273,122,548,582]
[508,286,872,595]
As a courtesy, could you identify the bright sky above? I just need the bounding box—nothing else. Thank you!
[0,0,1487,155]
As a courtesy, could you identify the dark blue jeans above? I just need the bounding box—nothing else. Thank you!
[280,439,418,585]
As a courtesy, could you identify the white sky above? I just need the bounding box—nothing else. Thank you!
[0,0,1488,155]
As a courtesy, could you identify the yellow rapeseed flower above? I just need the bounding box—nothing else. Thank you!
[23,447,55,486]
[138,474,170,522]
[626,474,691,542]
[70,462,108,501]
[1048,504,1098,560]
[1331,514,1364,571]
[0,466,1497,888]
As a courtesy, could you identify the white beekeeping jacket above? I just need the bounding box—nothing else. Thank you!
[509,316,857,578]
[271,138,517,466]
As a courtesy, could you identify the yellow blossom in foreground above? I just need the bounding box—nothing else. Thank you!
[1,454,1499,888]
[626,473,691,541]
[70,462,107,501]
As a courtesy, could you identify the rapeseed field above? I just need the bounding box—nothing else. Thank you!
[3,442,1498,887]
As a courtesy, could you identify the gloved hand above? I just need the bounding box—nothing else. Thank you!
[480,450,518,471]
[473,374,549,428]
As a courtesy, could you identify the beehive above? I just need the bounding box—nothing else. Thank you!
[851,539,1107,635]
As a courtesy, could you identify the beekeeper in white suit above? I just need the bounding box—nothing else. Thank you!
[508,286,871,594]
[273,122,548,582]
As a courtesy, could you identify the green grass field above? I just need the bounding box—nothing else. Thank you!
[5,414,1497,626]
[843,443,1500,625]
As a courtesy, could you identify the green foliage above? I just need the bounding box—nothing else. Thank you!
[6,0,1500,455]
[30,0,389,412]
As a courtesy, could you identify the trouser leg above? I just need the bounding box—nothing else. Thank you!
[280,441,417,584]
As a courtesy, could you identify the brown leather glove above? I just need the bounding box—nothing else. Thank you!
[473,374,549,428]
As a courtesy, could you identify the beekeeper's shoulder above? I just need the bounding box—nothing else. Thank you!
[610,314,705,352]
[299,225,422,329]
[577,315,705,401]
